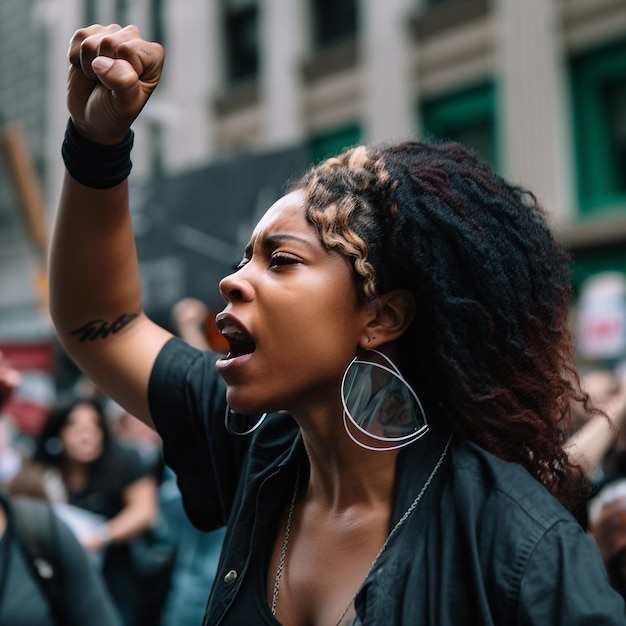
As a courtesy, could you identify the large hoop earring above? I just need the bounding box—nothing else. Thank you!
[224,406,267,436]
[341,349,429,451]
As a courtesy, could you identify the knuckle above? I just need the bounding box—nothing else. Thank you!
[121,24,142,37]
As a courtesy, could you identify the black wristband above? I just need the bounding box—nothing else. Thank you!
[61,118,134,189]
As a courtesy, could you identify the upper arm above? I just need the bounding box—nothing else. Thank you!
[50,177,173,427]
[59,313,173,427]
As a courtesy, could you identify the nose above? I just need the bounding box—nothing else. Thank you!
[219,268,254,303]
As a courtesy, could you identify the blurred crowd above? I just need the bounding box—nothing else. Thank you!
[566,365,626,601]
[0,298,225,626]
[4,295,626,622]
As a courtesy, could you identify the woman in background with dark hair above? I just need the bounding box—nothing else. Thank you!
[0,354,120,626]
[33,397,159,624]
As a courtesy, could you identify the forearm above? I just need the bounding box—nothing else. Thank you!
[50,172,143,338]
[566,394,626,474]
[49,170,168,423]
[566,417,619,473]
[49,25,170,423]
[102,477,158,545]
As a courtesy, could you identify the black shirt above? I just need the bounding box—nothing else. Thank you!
[149,337,626,625]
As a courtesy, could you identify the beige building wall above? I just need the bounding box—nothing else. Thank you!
[32,0,626,229]
[1,0,624,340]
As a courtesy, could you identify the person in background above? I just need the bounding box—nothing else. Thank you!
[0,401,22,487]
[171,298,213,351]
[105,400,181,626]
[48,24,626,625]
[108,401,164,479]
[157,298,227,626]
[566,370,626,495]
[0,352,120,625]
[588,479,626,609]
[31,396,159,625]
[566,370,626,605]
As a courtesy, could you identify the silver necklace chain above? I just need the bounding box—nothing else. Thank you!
[271,434,453,625]
[271,463,302,616]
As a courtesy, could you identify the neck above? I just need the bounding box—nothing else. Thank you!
[296,406,399,512]
[62,458,90,491]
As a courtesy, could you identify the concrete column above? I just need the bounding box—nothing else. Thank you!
[36,0,85,216]
[261,0,307,148]
[495,0,574,221]
[154,0,221,171]
[362,0,417,143]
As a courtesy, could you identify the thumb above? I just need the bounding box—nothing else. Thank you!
[92,55,116,75]
[87,55,149,135]
[91,55,143,99]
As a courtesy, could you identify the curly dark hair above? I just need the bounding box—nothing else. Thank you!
[291,139,589,509]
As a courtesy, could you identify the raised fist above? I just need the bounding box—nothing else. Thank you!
[67,24,164,144]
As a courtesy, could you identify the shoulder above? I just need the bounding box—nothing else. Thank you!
[11,495,79,560]
[150,336,221,394]
[149,337,225,430]
[101,440,150,478]
[448,437,573,528]
[439,439,587,586]
[446,440,624,607]
[410,439,626,621]
[11,494,53,525]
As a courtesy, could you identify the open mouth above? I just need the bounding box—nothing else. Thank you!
[219,323,256,359]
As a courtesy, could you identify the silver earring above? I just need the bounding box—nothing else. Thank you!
[341,349,428,451]
[224,406,267,436]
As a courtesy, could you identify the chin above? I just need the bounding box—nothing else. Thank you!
[226,390,277,416]
[71,448,101,464]
[227,400,263,416]
[225,391,253,415]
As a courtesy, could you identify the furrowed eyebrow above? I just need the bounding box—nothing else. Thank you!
[243,232,317,258]
[264,233,316,247]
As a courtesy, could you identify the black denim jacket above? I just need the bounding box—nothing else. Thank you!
[150,338,626,625]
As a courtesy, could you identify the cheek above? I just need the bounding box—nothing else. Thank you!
[88,430,103,447]
[270,286,362,369]
[60,430,74,447]
[287,274,358,329]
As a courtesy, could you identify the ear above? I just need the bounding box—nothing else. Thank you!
[359,289,416,349]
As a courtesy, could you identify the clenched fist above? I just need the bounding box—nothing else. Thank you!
[67,24,164,144]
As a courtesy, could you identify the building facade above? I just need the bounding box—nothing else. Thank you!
[0,0,625,361]
[51,0,626,284]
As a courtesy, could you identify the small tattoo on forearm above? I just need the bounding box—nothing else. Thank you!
[70,313,139,342]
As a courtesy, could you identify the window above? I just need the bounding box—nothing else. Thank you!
[311,0,358,49]
[605,82,626,193]
[411,0,489,39]
[222,0,259,83]
[420,82,498,170]
[308,124,362,165]
[571,38,626,214]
